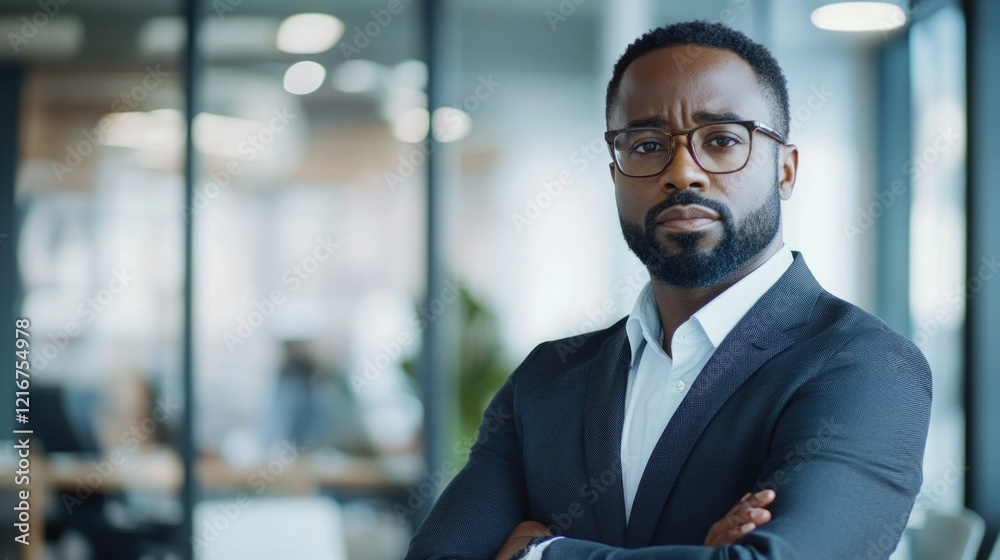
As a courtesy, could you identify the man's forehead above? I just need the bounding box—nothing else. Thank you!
[611,45,768,125]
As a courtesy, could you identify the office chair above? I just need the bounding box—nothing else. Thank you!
[987,530,1000,560]
[910,509,985,560]
[32,384,180,559]
[194,495,348,559]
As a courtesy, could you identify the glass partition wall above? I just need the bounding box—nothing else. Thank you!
[0,1,974,559]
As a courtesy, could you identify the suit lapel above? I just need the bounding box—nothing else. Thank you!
[623,253,822,547]
[582,326,630,546]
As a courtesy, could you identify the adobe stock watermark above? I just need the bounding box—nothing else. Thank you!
[544,0,588,31]
[553,265,650,363]
[180,106,296,222]
[844,126,960,242]
[222,235,340,353]
[340,0,410,60]
[547,457,639,535]
[191,440,303,551]
[34,269,134,371]
[394,401,512,523]
[351,278,461,391]
[510,134,606,233]
[60,396,181,514]
[6,0,72,54]
[384,74,502,192]
[878,7,910,40]
[788,84,833,133]
[852,460,968,560]
[510,170,572,233]
[911,254,998,350]
[212,0,244,19]
[51,64,170,183]
[657,1,751,70]
[754,418,844,493]
[717,0,751,26]
[546,0,749,31]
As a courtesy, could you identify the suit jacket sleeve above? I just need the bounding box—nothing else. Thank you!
[540,331,932,559]
[403,344,545,560]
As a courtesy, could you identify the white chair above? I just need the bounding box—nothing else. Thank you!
[910,509,985,560]
[988,531,1000,560]
[194,495,348,560]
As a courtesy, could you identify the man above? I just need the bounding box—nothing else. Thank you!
[405,21,931,560]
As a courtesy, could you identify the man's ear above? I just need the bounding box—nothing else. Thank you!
[609,161,616,183]
[779,144,798,201]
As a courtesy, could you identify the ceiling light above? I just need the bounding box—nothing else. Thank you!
[140,16,279,56]
[392,108,430,143]
[811,2,907,32]
[276,13,344,54]
[381,88,427,121]
[101,109,182,152]
[432,107,472,143]
[0,15,84,57]
[283,61,326,95]
[391,59,428,90]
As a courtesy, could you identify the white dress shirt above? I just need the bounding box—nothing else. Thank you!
[620,245,793,523]
[527,247,794,558]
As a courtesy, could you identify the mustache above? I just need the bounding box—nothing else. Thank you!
[643,190,732,231]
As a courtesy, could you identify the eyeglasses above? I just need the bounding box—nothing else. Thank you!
[604,120,786,178]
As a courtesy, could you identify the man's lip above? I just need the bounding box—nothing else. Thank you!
[656,217,718,233]
[655,204,721,224]
[654,204,721,233]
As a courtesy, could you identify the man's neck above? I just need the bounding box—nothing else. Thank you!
[651,237,783,357]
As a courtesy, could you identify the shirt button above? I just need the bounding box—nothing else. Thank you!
[674,380,686,392]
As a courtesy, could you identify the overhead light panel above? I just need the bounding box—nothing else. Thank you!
[811,2,907,32]
[392,108,430,143]
[276,13,344,54]
[432,108,472,143]
[283,61,326,95]
[391,59,428,90]
[0,15,84,57]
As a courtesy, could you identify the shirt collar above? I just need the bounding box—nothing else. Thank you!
[693,245,793,347]
[625,245,793,365]
[625,282,660,368]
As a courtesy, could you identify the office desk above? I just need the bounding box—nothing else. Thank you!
[2,448,423,559]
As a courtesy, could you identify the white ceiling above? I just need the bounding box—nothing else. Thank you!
[0,0,910,62]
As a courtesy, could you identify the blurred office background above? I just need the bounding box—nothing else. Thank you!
[0,0,997,558]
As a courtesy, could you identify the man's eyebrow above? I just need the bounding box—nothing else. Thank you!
[693,111,744,123]
[621,112,746,130]
[624,116,669,129]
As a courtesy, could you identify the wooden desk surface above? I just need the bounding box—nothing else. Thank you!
[0,448,424,559]
[27,448,424,494]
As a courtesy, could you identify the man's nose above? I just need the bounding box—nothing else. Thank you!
[659,136,710,191]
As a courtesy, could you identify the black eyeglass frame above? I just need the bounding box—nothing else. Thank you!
[604,120,787,178]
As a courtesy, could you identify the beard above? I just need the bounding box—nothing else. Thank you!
[620,183,782,288]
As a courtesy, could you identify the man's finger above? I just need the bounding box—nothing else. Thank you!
[728,522,755,539]
[751,508,771,524]
[725,505,770,528]
[747,489,775,507]
[728,493,753,515]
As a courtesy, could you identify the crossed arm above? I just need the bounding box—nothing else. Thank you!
[495,490,777,560]
[404,337,931,560]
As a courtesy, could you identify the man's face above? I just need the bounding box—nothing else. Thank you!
[608,45,797,288]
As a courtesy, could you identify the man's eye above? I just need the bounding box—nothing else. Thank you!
[707,136,741,148]
[633,140,666,153]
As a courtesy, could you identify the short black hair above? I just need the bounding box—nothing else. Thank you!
[605,21,790,139]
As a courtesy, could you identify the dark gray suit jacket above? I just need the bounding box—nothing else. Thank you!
[405,252,932,559]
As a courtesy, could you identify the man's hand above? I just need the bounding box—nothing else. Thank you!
[494,521,553,560]
[703,489,776,547]
[493,489,774,559]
